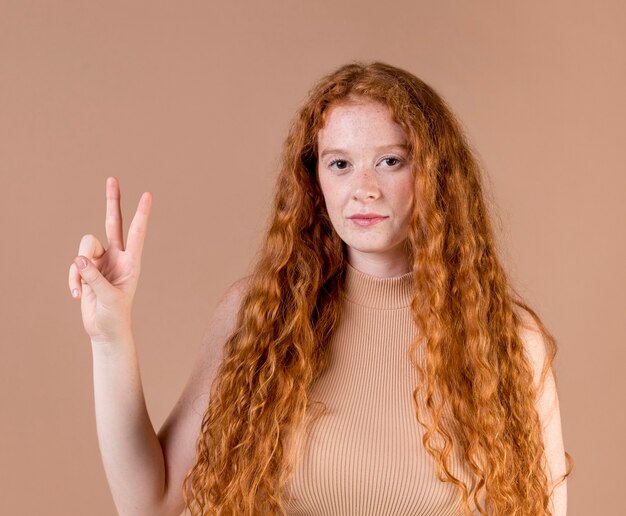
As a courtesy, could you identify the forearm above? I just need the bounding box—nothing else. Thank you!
[91,335,166,516]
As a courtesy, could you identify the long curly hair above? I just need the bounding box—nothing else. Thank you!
[181,60,573,515]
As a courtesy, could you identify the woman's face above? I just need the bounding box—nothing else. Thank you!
[316,98,415,275]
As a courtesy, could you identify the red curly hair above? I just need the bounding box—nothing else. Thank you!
[182,60,573,515]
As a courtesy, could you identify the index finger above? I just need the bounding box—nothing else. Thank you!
[105,176,125,251]
[125,191,153,258]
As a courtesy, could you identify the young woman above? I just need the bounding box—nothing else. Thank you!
[69,61,573,515]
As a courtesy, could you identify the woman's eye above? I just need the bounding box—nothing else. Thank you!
[329,159,348,170]
[382,157,401,167]
[327,157,402,170]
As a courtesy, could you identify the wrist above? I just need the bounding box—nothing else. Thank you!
[90,332,136,358]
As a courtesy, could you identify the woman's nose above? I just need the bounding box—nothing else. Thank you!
[352,166,381,201]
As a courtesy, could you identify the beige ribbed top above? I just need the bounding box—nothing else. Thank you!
[282,262,481,516]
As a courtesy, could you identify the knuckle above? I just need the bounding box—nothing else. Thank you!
[79,234,102,257]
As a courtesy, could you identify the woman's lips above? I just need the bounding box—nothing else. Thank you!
[349,216,388,227]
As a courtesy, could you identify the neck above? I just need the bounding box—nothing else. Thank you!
[343,261,416,308]
[346,245,410,278]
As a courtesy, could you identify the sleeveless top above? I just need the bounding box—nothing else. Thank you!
[282,262,483,515]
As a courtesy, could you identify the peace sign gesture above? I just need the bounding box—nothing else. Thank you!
[69,177,153,344]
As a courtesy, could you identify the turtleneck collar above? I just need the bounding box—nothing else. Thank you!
[342,261,416,309]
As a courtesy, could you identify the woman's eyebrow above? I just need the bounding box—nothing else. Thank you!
[319,143,408,159]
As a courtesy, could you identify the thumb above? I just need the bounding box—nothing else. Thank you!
[74,256,113,300]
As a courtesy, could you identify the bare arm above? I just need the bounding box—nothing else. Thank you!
[155,275,251,515]
[519,316,568,516]
[91,333,166,514]
[90,275,250,516]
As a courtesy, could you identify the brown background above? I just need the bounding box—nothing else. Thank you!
[1,1,624,514]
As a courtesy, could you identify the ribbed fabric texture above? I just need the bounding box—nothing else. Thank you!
[282,262,481,516]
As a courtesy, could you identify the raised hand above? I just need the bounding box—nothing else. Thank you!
[69,177,153,344]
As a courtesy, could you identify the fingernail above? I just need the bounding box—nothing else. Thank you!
[71,289,80,298]
[76,257,88,270]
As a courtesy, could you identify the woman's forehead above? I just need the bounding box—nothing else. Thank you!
[317,101,406,146]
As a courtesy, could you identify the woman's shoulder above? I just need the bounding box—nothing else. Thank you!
[211,274,254,329]
[221,274,254,304]
[513,304,541,334]
[511,304,556,393]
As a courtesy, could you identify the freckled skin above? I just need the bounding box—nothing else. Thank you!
[316,99,415,277]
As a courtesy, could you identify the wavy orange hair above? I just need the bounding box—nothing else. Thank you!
[182,61,573,515]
